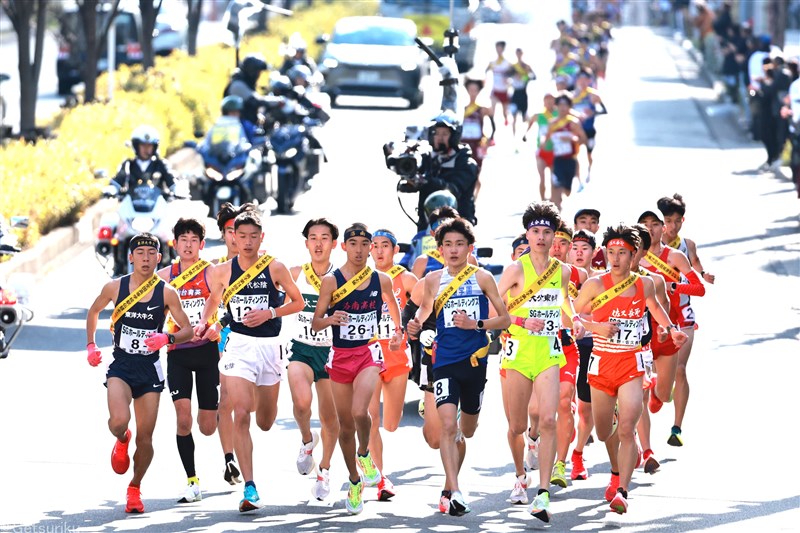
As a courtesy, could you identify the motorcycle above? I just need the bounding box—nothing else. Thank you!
[0,215,34,359]
[95,177,178,277]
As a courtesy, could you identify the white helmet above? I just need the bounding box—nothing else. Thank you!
[131,125,160,154]
[288,32,307,52]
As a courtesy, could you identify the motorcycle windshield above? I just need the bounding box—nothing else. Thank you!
[130,185,160,213]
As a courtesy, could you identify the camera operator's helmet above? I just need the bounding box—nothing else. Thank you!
[270,74,293,97]
[240,53,268,81]
[220,95,244,114]
[287,64,312,86]
[289,32,307,52]
[424,190,458,218]
[131,125,160,155]
[428,110,462,149]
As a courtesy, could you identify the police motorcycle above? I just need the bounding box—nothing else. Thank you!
[0,215,34,359]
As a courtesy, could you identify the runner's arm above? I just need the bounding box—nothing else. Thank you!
[571,120,588,145]
[199,263,226,334]
[164,286,194,344]
[86,280,117,345]
[156,264,171,282]
[411,255,427,279]
[571,277,617,337]
[643,277,687,346]
[271,261,304,317]
[685,238,715,283]
[652,274,670,312]
[408,273,436,336]
[476,270,511,330]
[311,275,337,332]
[669,250,706,296]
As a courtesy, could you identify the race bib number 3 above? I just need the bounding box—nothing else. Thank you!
[230,294,270,323]
[443,296,480,329]
[180,297,206,327]
[529,308,561,337]
[120,324,156,355]
[341,311,376,341]
[502,337,519,361]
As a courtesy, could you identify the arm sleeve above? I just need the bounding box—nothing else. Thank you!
[675,270,706,296]
[402,300,419,327]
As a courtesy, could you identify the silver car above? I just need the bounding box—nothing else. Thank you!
[318,16,425,109]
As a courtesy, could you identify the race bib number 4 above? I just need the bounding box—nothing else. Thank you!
[340,311,377,341]
[229,294,270,323]
[119,324,156,355]
[609,317,642,346]
[180,297,206,327]
[443,296,480,329]
[296,311,330,345]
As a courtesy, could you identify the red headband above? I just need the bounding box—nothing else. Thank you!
[606,238,635,252]
[224,219,235,229]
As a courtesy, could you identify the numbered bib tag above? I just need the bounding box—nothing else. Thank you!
[229,294,270,323]
[443,296,480,329]
[295,311,330,346]
[119,324,156,355]
[552,132,573,157]
[502,336,519,361]
[681,305,695,323]
[434,378,450,402]
[377,312,395,340]
[528,308,561,337]
[180,297,206,327]
[550,333,563,357]
[587,353,601,376]
[609,317,642,346]
[340,311,376,341]
[637,348,653,373]
[369,342,384,363]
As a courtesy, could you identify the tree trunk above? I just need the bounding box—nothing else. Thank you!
[79,0,99,103]
[186,0,203,56]
[767,0,787,50]
[139,0,161,70]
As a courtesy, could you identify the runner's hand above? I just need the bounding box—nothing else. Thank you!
[572,320,585,340]
[144,332,170,351]
[86,343,102,366]
[670,329,688,348]
[702,271,716,284]
[593,322,619,338]
[523,317,546,333]
[388,331,403,352]
[407,317,421,338]
[656,325,669,342]
[452,310,475,330]
[201,322,221,342]
[192,323,206,342]
[329,310,349,328]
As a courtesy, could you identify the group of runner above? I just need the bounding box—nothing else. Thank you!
[85,184,713,522]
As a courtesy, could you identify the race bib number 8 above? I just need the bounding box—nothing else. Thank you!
[230,294,270,323]
[120,324,156,355]
[180,297,206,327]
[434,378,450,402]
[444,296,480,329]
[341,311,376,341]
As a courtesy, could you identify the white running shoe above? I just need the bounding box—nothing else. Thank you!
[296,431,320,475]
[177,479,202,503]
[510,474,529,505]
[525,432,539,471]
[312,467,330,500]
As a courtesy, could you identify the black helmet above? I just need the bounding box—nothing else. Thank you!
[423,190,458,218]
[240,53,268,81]
[428,110,462,149]
[220,95,244,114]
[131,125,160,155]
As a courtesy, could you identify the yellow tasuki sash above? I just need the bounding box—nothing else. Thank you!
[387,264,406,279]
[222,255,275,306]
[668,235,681,249]
[549,115,572,133]
[591,273,638,313]
[434,264,478,317]
[464,102,481,117]
[169,260,211,290]
[426,249,444,265]
[110,274,160,332]
[507,258,561,313]
[555,54,576,70]
[330,266,373,305]
[218,255,228,263]
[302,263,323,294]
[644,251,680,283]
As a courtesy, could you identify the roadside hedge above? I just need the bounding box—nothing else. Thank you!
[0,0,378,248]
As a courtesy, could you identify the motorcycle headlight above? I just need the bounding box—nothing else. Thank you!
[226,168,245,181]
[131,217,155,233]
[280,147,298,159]
[206,167,224,181]
[322,57,338,69]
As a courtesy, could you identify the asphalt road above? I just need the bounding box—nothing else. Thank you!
[1,21,799,533]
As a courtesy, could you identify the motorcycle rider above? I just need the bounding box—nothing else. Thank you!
[203,96,260,153]
[407,111,478,232]
[223,53,274,126]
[280,33,317,76]
[110,126,176,196]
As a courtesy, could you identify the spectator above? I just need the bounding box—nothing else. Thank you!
[713,2,734,38]
[694,1,719,73]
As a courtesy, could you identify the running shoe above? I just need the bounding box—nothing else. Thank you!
[528,491,551,523]
[604,473,620,502]
[312,468,330,501]
[449,490,470,516]
[224,458,242,485]
[345,478,364,515]
[668,427,684,447]
[296,431,320,475]
[439,490,451,513]
[111,429,131,475]
[356,451,381,487]
[509,474,529,504]
[417,398,425,419]
[178,478,202,503]
[643,449,660,474]
[550,460,568,488]
[610,489,628,514]
[648,376,663,413]
[125,485,144,514]
[378,475,396,501]
[570,450,588,480]
[525,432,539,471]
[239,485,262,512]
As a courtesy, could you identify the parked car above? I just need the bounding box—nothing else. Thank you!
[318,16,426,109]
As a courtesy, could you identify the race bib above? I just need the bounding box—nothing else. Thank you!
[369,342,384,363]
[296,311,330,346]
[119,324,156,355]
[443,296,480,329]
[180,297,206,327]
[638,348,653,373]
[609,317,642,346]
[681,305,695,323]
[462,121,482,140]
[552,132,573,157]
[229,294,270,323]
[528,308,561,337]
[587,353,600,376]
[377,312,395,340]
[550,333,563,357]
[502,336,519,361]
[340,311,377,341]
[434,378,450,402]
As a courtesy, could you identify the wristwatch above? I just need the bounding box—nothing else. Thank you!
[476,319,485,330]
[671,282,678,292]
[167,333,176,345]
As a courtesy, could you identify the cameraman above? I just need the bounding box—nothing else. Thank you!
[408,111,479,231]
[223,54,277,127]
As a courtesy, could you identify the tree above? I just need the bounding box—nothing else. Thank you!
[186,0,203,56]
[77,0,120,103]
[767,0,787,50]
[139,0,162,69]
[1,0,48,140]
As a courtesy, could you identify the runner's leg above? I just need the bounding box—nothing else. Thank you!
[130,392,160,487]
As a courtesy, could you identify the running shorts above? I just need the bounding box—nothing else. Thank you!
[378,339,412,383]
[326,342,384,384]
[288,339,330,382]
[219,331,284,386]
[552,156,577,192]
[500,333,565,382]
[106,354,164,399]
[432,356,487,415]
[587,349,645,397]
[167,341,220,409]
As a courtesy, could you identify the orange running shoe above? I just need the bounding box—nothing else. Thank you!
[570,450,588,480]
[125,485,144,513]
[604,473,620,502]
[610,490,628,514]
[111,429,131,475]
[648,376,664,413]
